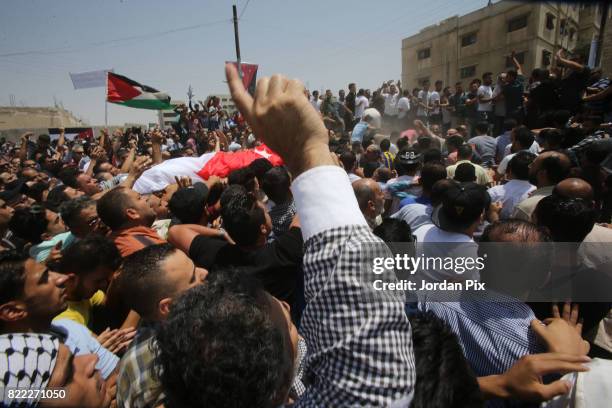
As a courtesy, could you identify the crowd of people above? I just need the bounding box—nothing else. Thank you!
[0,46,611,407]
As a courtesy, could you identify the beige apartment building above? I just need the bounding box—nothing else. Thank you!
[401,1,604,89]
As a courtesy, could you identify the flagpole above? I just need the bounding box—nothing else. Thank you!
[232,4,243,80]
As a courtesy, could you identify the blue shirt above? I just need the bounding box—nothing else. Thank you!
[29,231,77,263]
[351,121,368,142]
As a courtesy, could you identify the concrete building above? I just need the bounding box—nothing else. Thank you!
[206,94,237,114]
[402,1,601,89]
[0,106,86,131]
[158,100,184,128]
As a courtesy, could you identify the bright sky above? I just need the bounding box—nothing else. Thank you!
[0,0,494,126]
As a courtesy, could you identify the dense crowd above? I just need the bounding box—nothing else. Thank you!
[0,47,611,408]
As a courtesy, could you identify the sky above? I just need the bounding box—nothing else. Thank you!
[0,0,494,126]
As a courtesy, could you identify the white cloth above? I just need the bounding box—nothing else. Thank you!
[417,90,431,117]
[291,165,367,240]
[487,179,536,219]
[429,91,440,115]
[477,85,493,112]
[348,172,362,183]
[383,93,399,116]
[497,143,540,176]
[493,83,506,116]
[133,152,214,194]
[397,97,411,119]
[391,203,433,231]
[355,95,369,119]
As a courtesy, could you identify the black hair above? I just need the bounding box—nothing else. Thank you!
[481,219,552,243]
[58,235,121,276]
[97,186,131,231]
[454,162,477,182]
[503,118,518,132]
[261,167,291,205]
[540,151,571,184]
[25,182,49,204]
[363,162,380,178]
[373,219,413,243]
[534,196,596,242]
[155,270,294,408]
[513,126,535,150]
[409,311,482,408]
[508,151,536,180]
[420,163,447,192]
[482,72,492,80]
[249,158,273,185]
[397,137,410,151]
[0,251,28,305]
[446,136,464,150]
[45,185,71,213]
[221,190,266,246]
[339,151,357,172]
[456,144,473,160]
[57,167,80,189]
[228,167,258,194]
[475,121,489,134]
[119,243,178,320]
[423,149,443,165]
[540,129,563,149]
[60,197,96,230]
[9,207,48,244]
[380,138,391,152]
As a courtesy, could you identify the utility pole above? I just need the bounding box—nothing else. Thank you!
[595,1,610,67]
[232,4,243,79]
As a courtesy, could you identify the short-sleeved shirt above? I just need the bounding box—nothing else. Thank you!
[446,160,492,186]
[469,135,497,168]
[188,227,304,303]
[502,75,525,116]
[477,85,493,112]
[29,231,77,263]
[354,96,369,119]
[53,290,106,328]
[417,90,431,117]
[429,91,441,114]
[397,97,410,119]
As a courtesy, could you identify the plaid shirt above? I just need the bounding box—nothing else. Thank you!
[292,166,415,407]
[116,325,164,408]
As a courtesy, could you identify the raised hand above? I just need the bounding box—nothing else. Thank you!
[225,63,333,176]
[531,318,590,356]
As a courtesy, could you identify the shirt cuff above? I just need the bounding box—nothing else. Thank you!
[291,166,367,241]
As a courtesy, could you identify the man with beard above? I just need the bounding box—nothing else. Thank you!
[353,178,385,230]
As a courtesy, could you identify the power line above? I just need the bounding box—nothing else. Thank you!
[239,0,252,19]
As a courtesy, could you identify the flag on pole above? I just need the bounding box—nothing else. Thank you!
[48,127,93,142]
[69,69,113,89]
[107,72,172,110]
[226,61,258,95]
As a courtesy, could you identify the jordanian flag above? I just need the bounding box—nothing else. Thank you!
[107,72,172,110]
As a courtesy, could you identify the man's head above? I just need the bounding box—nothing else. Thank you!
[503,118,518,133]
[9,206,66,245]
[155,270,297,408]
[394,149,422,176]
[60,197,104,239]
[511,126,535,151]
[434,80,443,92]
[339,89,345,99]
[553,178,594,201]
[507,151,536,181]
[420,163,447,194]
[434,181,490,235]
[454,162,477,183]
[76,174,101,196]
[168,183,211,225]
[534,195,596,242]
[0,333,108,407]
[339,150,358,173]
[46,185,84,213]
[380,138,391,153]
[469,79,480,93]
[228,167,259,194]
[58,235,122,300]
[527,150,571,187]
[261,167,292,205]
[348,83,356,93]
[0,199,15,229]
[455,82,463,93]
[0,252,69,330]
[353,178,385,222]
[474,121,489,136]
[482,72,493,86]
[539,129,563,151]
[446,135,464,153]
[147,194,169,220]
[97,186,157,231]
[221,190,272,247]
[119,244,207,322]
[456,144,474,161]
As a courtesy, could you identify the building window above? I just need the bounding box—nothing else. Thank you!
[542,50,552,67]
[461,32,477,47]
[505,51,526,67]
[545,13,555,30]
[560,19,567,35]
[417,48,431,60]
[460,66,476,79]
[508,15,528,32]
[569,28,576,40]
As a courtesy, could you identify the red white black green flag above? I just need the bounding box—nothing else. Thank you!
[107,72,172,110]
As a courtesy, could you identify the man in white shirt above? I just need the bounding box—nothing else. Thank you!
[382,82,399,130]
[413,181,489,282]
[310,90,322,111]
[417,81,431,123]
[477,72,494,126]
[354,89,369,120]
[497,126,537,177]
[428,80,443,126]
[487,151,536,219]
[397,89,411,131]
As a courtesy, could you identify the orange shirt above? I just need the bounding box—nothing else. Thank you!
[110,226,166,257]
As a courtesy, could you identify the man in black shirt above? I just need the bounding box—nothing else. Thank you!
[345,82,357,131]
[167,186,303,316]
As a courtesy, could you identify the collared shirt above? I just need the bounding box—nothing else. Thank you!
[269,199,297,238]
[419,296,545,377]
[487,179,536,219]
[446,160,492,186]
[511,185,554,221]
[291,165,415,406]
[117,324,164,408]
[110,226,166,258]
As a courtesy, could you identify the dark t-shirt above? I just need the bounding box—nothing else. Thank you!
[558,67,591,112]
[465,92,478,119]
[502,75,525,116]
[189,227,304,303]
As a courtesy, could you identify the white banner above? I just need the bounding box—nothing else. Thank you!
[69,69,113,89]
